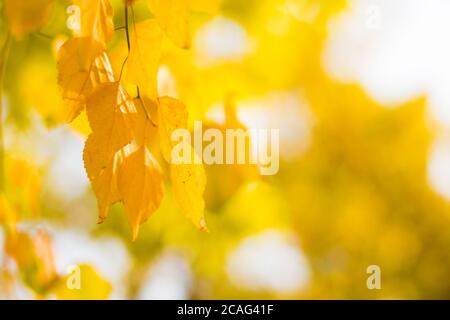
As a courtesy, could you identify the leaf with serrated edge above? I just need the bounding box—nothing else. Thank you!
[171,147,208,231]
[72,0,114,47]
[57,37,104,122]
[117,145,164,240]
[85,82,133,168]
[157,96,188,162]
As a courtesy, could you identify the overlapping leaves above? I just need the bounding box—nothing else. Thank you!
[57,0,208,239]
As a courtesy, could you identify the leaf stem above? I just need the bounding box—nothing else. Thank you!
[124,5,131,51]
[35,32,53,40]
[0,32,11,193]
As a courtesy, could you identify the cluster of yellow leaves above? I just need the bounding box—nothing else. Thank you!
[57,0,209,239]
[1,1,127,299]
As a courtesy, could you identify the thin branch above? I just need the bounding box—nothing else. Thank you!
[124,5,131,51]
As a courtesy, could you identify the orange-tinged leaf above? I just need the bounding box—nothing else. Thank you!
[127,97,159,147]
[57,37,104,122]
[171,150,207,231]
[4,0,54,38]
[83,134,123,222]
[83,82,136,221]
[85,82,133,167]
[147,0,190,49]
[157,96,188,162]
[72,0,114,47]
[117,146,164,240]
[126,19,163,98]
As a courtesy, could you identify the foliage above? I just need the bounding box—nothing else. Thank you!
[0,0,449,300]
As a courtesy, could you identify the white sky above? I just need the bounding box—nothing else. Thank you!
[226,230,311,294]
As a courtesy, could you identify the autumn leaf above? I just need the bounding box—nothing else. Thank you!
[117,145,164,240]
[126,97,159,148]
[147,0,190,49]
[126,19,164,99]
[157,96,188,162]
[85,82,132,166]
[156,96,207,230]
[4,0,54,39]
[83,82,134,221]
[83,135,122,222]
[171,154,208,231]
[57,37,104,122]
[72,0,114,47]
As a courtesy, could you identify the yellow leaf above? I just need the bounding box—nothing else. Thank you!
[126,19,163,98]
[83,82,135,221]
[157,96,188,162]
[57,37,104,122]
[156,96,207,229]
[85,82,133,167]
[72,0,114,47]
[147,0,190,49]
[54,264,112,300]
[4,0,54,38]
[117,145,164,240]
[171,152,208,231]
[127,97,159,147]
[83,134,122,222]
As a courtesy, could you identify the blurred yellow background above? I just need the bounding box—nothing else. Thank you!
[0,0,450,299]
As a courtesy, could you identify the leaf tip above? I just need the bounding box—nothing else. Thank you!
[131,224,140,241]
